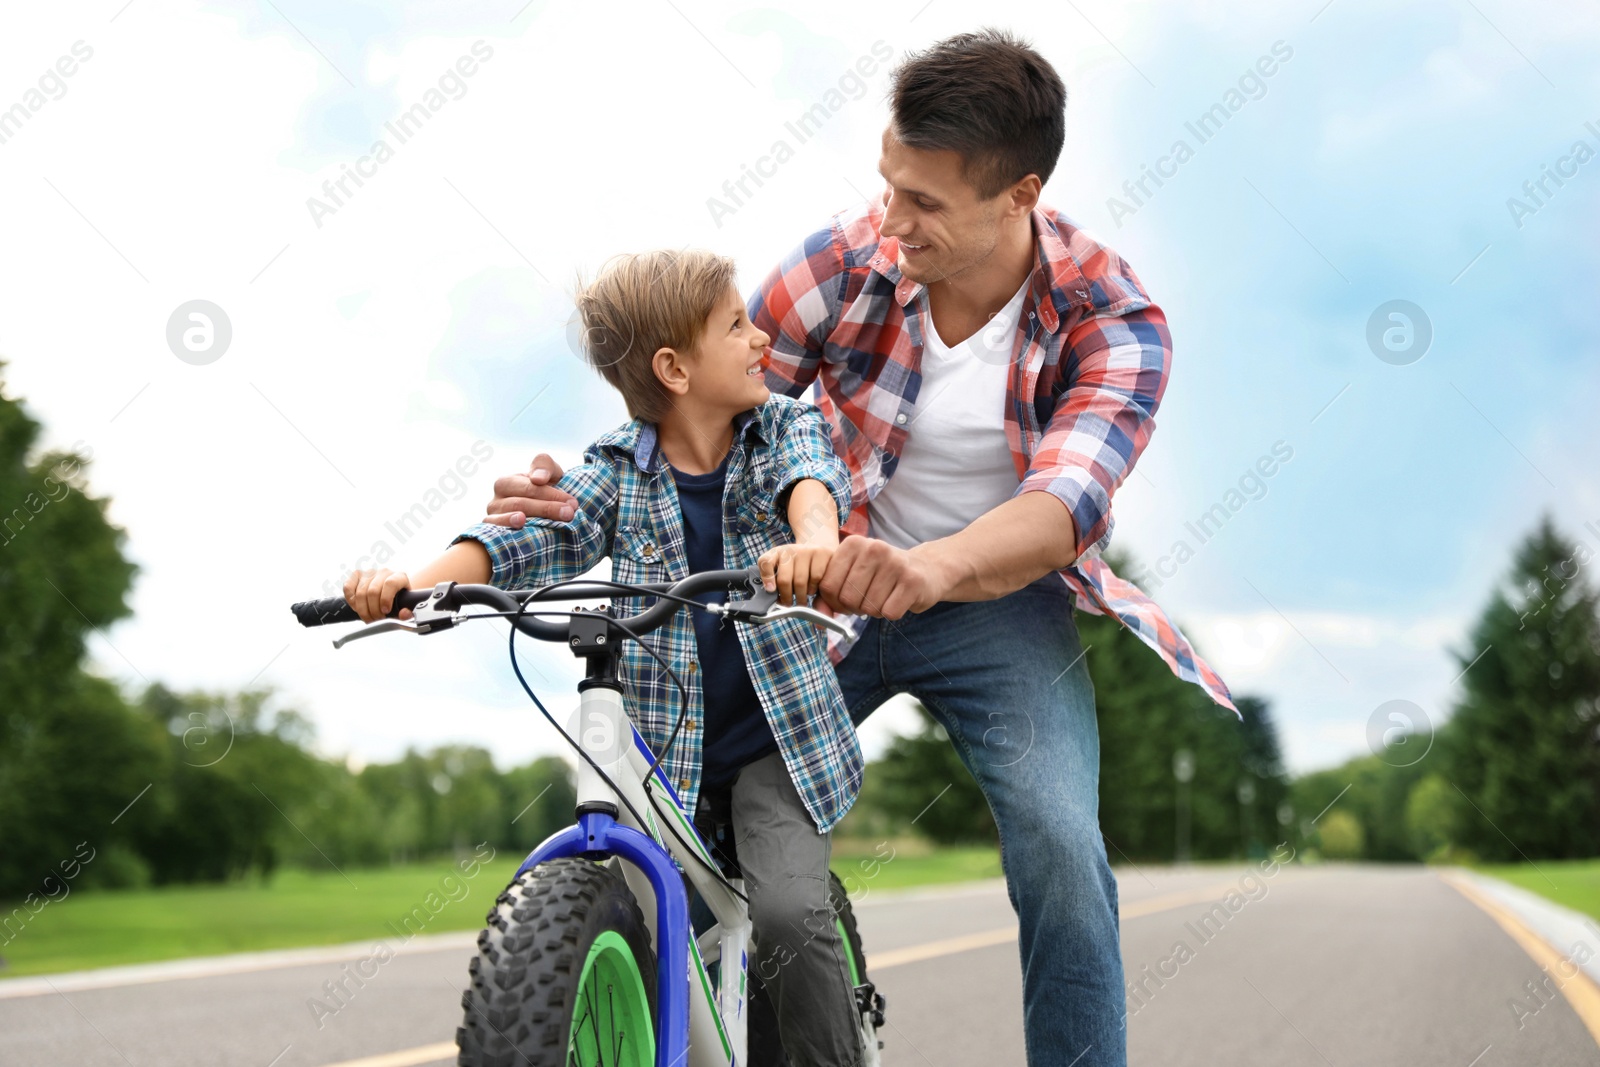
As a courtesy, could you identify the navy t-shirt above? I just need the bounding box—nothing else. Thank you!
[670,457,779,788]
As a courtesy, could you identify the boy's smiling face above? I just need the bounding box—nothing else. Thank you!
[679,285,771,415]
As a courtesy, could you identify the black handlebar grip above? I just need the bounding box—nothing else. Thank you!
[290,596,361,627]
[290,589,432,627]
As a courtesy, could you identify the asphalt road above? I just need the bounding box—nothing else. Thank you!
[3,864,1597,1066]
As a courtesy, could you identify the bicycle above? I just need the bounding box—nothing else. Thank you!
[291,567,886,1067]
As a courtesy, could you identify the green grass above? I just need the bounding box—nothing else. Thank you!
[0,842,1003,980]
[0,857,525,979]
[1477,858,1600,924]
[831,838,1002,893]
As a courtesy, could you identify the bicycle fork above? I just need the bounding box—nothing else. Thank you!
[518,678,693,1067]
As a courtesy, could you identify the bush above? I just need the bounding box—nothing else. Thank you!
[1317,810,1365,859]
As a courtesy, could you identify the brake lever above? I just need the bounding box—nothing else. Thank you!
[332,619,419,649]
[711,587,854,638]
[719,583,779,621]
[331,582,463,650]
[755,604,854,638]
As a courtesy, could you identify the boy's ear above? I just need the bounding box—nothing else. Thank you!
[652,345,691,397]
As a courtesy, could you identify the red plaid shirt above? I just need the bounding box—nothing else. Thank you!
[748,198,1236,712]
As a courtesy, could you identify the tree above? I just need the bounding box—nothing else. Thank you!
[500,756,578,853]
[0,370,580,894]
[1405,774,1457,861]
[870,710,995,845]
[1439,517,1600,859]
[1084,552,1289,861]
[131,686,331,883]
[1289,753,1427,862]
[0,368,152,897]
[1317,810,1364,860]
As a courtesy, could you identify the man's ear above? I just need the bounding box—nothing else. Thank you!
[1007,174,1042,220]
[652,345,691,397]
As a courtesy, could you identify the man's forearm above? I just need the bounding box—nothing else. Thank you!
[912,491,1079,602]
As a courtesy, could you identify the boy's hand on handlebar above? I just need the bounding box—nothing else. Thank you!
[758,543,834,607]
[344,568,414,623]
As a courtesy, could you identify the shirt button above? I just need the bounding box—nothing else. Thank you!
[756,510,768,522]
[688,662,697,673]
[895,412,907,425]
[876,476,886,488]
[679,779,691,790]
[687,718,697,728]
[643,543,655,557]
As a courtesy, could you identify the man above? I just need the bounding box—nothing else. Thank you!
[486,29,1234,1067]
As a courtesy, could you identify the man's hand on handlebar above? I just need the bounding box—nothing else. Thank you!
[484,453,576,528]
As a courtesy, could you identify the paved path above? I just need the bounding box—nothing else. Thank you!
[3,865,1598,1066]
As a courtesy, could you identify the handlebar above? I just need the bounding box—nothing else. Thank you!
[288,568,847,647]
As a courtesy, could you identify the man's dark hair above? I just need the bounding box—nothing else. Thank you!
[889,28,1066,199]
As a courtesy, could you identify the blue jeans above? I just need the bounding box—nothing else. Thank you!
[834,574,1126,1067]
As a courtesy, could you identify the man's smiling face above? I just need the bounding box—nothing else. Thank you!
[877,127,1010,286]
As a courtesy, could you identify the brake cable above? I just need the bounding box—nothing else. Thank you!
[503,597,750,903]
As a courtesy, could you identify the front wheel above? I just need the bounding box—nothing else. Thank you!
[458,858,657,1067]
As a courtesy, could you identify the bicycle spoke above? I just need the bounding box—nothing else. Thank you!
[609,984,623,1064]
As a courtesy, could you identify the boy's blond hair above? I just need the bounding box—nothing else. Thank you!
[573,249,737,422]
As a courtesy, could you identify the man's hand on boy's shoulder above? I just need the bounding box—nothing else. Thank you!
[484,453,577,528]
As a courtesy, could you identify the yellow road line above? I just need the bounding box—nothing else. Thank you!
[319,1040,457,1067]
[869,926,1020,970]
[1120,880,1255,921]
[1441,872,1600,1047]
[867,878,1249,972]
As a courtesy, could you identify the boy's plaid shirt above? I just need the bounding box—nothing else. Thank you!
[454,395,862,831]
[748,198,1237,713]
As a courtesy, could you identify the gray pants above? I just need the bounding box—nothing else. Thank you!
[727,751,864,1067]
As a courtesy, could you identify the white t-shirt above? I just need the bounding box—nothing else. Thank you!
[869,279,1028,550]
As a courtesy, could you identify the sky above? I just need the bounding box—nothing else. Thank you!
[2,0,1597,776]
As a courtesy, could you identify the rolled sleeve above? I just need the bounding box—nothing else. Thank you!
[451,521,548,589]
[449,449,620,590]
[1017,298,1170,562]
[1020,465,1115,561]
[771,401,852,529]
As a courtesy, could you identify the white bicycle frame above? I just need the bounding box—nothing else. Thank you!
[553,682,881,1067]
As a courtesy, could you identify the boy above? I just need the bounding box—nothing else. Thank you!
[342,249,865,1065]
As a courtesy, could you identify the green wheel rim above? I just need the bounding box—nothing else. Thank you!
[836,918,862,986]
[567,929,655,1067]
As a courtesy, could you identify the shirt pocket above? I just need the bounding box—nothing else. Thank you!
[612,523,670,591]
[731,481,782,542]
